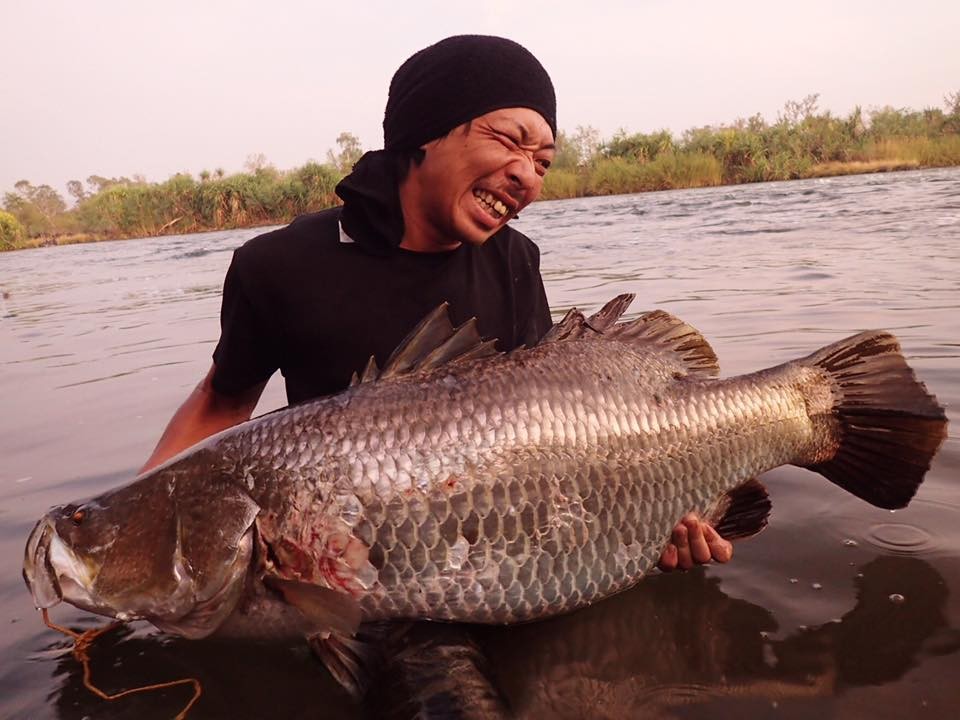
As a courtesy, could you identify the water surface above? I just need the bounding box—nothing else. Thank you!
[2,168,958,718]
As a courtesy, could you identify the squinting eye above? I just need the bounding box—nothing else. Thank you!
[496,131,521,147]
[537,159,552,170]
[71,509,85,526]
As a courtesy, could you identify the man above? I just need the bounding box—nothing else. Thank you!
[141,35,730,572]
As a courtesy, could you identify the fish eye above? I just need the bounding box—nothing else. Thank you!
[70,509,86,526]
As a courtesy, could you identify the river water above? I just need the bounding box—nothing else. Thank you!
[1,168,958,719]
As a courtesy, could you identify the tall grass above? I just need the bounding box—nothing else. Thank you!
[61,164,341,240]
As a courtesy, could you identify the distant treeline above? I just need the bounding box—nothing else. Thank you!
[3,94,959,251]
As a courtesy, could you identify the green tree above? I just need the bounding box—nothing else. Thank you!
[244,153,279,181]
[326,132,364,173]
[550,126,601,170]
[3,181,67,235]
[66,180,88,204]
[943,91,960,133]
[0,209,25,249]
[778,94,820,127]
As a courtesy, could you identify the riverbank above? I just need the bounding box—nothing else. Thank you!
[4,98,959,251]
[3,157,952,252]
[539,136,960,199]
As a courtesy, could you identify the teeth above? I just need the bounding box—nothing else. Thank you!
[473,190,508,219]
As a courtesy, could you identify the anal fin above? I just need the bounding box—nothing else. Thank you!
[707,478,772,541]
[309,622,401,697]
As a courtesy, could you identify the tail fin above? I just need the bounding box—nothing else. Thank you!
[800,331,947,509]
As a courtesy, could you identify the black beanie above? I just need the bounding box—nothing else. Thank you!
[384,35,557,149]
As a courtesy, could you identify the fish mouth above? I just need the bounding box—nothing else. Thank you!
[23,519,62,610]
[23,516,109,617]
[23,515,256,634]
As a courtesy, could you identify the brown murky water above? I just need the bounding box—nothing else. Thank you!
[2,168,958,719]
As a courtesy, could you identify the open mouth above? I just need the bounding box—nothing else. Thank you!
[472,189,510,220]
[23,519,62,609]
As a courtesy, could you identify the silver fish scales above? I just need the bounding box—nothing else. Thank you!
[24,295,947,662]
[226,327,829,624]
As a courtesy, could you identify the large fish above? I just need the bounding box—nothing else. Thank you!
[23,295,947,685]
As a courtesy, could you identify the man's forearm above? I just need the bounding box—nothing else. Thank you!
[139,365,264,474]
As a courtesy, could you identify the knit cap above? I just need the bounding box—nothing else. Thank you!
[383,35,557,149]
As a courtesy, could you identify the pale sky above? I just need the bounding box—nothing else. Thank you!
[2,0,958,197]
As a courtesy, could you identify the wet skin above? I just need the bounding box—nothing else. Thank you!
[397,107,733,571]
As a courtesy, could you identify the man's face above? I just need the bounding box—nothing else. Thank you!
[399,107,556,251]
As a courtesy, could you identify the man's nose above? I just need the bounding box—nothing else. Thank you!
[506,153,540,192]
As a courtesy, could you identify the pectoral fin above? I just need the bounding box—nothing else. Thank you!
[263,575,362,637]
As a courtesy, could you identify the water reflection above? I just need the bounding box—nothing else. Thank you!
[44,556,950,719]
[364,556,957,719]
[47,627,357,720]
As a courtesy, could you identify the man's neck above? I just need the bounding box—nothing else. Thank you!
[397,175,462,253]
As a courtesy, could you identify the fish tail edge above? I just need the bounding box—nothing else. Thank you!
[801,330,948,509]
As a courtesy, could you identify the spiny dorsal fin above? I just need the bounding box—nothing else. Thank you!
[360,355,379,383]
[417,317,494,371]
[348,355,380,387]
[539,307,594,343]
[354,303,501,382]
[453,338,500,363]
[585,293,635,331]
[540,294,635,344]
[380,303,455,378]
[540,295,719,378]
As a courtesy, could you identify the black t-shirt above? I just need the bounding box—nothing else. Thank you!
[212,207,551,404]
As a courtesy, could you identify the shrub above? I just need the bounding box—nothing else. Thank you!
[0,210,25,249]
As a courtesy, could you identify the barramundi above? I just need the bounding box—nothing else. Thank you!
[23,295,947,685]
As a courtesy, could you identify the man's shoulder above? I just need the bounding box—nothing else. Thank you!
[234,207,342,266]
[485,223,542,264]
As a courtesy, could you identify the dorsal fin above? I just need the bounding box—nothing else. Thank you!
[349,355,380,387]
[585,293,635,331]
[540,295,719,378]
[354,304,501,383]
[540,293,634,343]
[417,317,497,371]
[540,294,635,344]
[605,309,720,378]
[538,307,595,343]
[380,304,455,378]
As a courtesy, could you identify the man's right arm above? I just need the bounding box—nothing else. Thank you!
[139,363,266,474]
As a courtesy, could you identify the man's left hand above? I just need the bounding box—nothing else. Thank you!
[657,513,733,571]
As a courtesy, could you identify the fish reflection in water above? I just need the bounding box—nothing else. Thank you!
[44,557,957,719]
[365,556,957,720]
